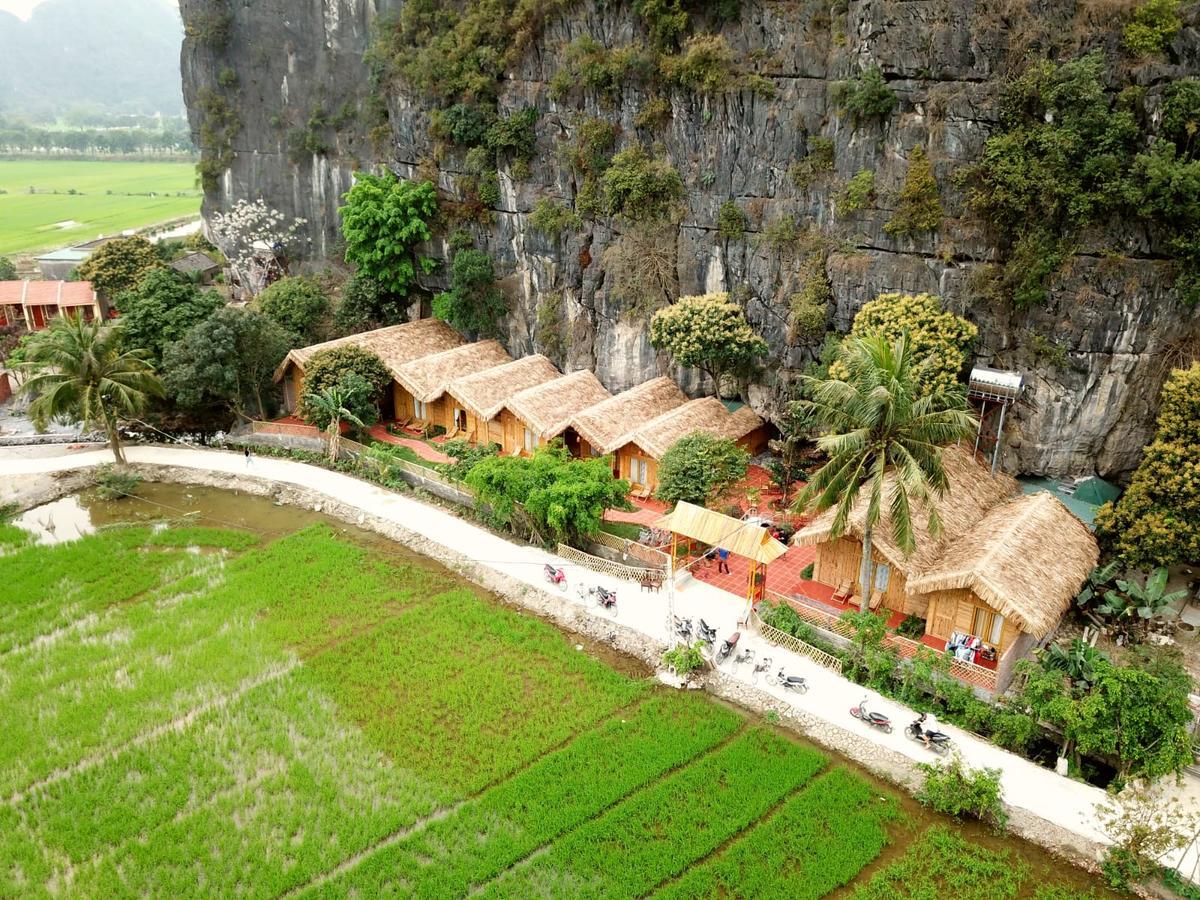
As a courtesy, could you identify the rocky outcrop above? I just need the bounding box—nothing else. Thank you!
[180,0,1200,479]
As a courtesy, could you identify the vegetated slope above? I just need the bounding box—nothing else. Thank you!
[0,0,184,118]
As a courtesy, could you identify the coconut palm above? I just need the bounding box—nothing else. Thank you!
[793,334,978,612]
[303,381,367,463]
[18,316,162,465]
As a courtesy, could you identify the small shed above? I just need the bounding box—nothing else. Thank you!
[168,251,222,284]
[35,248,92,281]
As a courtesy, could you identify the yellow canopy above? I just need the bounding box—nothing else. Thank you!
[654,501,788,565]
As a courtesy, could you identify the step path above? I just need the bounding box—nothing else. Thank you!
[1,443,1195,882]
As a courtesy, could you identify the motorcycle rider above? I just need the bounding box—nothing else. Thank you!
[918,711,940,748]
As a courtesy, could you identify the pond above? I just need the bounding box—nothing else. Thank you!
[2,483,1117,898]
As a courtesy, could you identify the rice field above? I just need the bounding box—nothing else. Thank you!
[0,160,200,256]
[0,515,1110,898]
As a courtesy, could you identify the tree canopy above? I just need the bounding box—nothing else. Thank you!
[162,306,290,419]
[78,235,161,299]
[649,293,769,396]
[655,431,750,507]
[297,345,390,429]
[339,174,438,296]
[333,272,409,335]
[1095,362,1200,567]
[255,276,330,344]
[115,267,224,360]
[464,443,631,544]
[0,257,15,281]
[431,248,507,336]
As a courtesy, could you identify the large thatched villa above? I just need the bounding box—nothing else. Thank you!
[792,446,1099,690]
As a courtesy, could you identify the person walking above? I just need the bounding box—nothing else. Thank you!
[717,547,730,574]
[244,446,253,469]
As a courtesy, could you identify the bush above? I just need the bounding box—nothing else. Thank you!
[339,174,438,297]
[185,6,233,50]
[655,431,750,507]
[1123,0,1181,55]
[432,248,508,336]
[659,35,737,93]
[917,755,1007,830]
[788,260,831,343]
[297,345,390,427]
[94,466,143,501]
[663,641,707,676]
[550,37,655,104]
[437,438,500,481]
[789,136,835,189]
[896,614,926,639]
[568,117,620,176]
[885,145,942,236]
[837,170,875,215]
[255,276,330,344]
[601,145,684,221]
[716,200,747,239]
[484,107,538,162]
[800,562,815,580]
[430,103,496,147]
[529,198,582,237]
[832,66,896,127]
[0,257,14,280]
[635,97,672,130]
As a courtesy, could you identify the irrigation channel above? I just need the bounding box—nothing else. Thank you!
[4,482,1117,898]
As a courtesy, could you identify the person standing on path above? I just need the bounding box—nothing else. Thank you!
[244,446,252,469]
[717,547,730,574]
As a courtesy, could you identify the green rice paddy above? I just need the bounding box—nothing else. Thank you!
[0,510,1110,898]
[0,160,200,256]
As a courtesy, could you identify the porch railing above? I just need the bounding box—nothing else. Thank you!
[752,611,844,674]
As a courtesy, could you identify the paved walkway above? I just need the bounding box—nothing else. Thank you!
[1,443,1194,879]
[364,425,452,463]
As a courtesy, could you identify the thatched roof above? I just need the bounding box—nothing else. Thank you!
[653,501,788,565]
[633,397,765,459]
[393,340,512,403]
[447,354,562,420]
[570,376,690,455]
[272,319,464,382]
[505,370,612,440]
[792,445,1017,575]
[908,491,1099,638]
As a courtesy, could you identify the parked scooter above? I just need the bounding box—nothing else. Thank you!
[734,647,755,668]
[771,668,809,694]
[715,631,740,665]
[697,618,718,643]
[674,616,693,641]
[592,586,617,611]
[543,564,567,590]
[850,697,893,733]
[905,715,951,754]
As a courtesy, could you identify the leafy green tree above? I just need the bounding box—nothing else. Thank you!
[654,432,750,507]
[332,272,408,335]
[0,257,15,280]
[1095,363,1200,566]
[339,174,438,297]
[833,292,977,397]
[464,443,631,544]
[649,292,769,396]
[77,235,161,299]
[162,307,290,419]
[602,145,684,221]
[114,267,224,360]
[794,334,978,612]
[296,345,390,428]
[18,317,163,464]
[432,248,508,336]
[303,377,370,462]
[254,276,330,344]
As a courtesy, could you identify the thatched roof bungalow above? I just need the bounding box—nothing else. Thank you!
[634,398,766,460]
[446,355,562,447]
[391,340,512,433]
[571,377,690,458]
[503,370,612,455]
[792,445,1098,689]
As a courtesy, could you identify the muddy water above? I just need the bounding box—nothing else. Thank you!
[14,483,1110,895]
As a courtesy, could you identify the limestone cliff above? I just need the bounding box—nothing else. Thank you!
[180,0,1200,478]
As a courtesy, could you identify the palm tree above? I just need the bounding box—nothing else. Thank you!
[19,316,162,465]
[793,334,978,612]
[303,383,366,463]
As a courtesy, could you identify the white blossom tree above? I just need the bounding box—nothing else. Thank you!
[207,199,309,298]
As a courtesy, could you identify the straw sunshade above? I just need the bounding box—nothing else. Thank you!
[272,319,464,382]
[446,354,562,420]
[393,340,512,403]
[908,491,1099,638]
[570,376,689,456]
[505,370,613,440]
[633,397,764,460]
[653,501,788,565]
[791,445,1017,575]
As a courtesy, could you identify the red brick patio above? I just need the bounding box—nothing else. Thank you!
[604,495,670,527]
[366,424,452,463]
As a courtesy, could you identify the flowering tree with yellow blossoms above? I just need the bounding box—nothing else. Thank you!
[649,293,769,396]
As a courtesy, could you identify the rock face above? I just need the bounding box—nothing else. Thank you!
[180,0,1200,479]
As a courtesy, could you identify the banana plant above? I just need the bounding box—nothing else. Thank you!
[1075,559,1120,608]
[1098,567,1186,639]
[1039,638,1108,689]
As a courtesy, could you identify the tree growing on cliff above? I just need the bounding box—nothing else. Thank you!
[602,145,684,222]
[207,199,309,298]
[432,248,507,337]
[78,235,160,299]
[1095,363,1200,567]
[333,272,408,335]
[655,432,750,508]
[115,268,224,361]
[297,345,390,430]
[254,276,330,344]
[340,174,438,299]
[649,292,768,396]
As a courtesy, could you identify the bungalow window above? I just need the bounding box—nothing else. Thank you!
[629,457,649,485]
[414,399,428,420]
[523,428,536,452]
[971,607,1005,645]
[874,563,890,592]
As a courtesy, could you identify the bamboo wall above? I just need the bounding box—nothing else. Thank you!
[615,443,659,490]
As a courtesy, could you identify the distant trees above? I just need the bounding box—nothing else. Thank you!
[77,235,160,299]
[650,293,768,396]
[255,276,330,344]
[115,268,223,360]
[340,174,438,298]
[655,432,749,508]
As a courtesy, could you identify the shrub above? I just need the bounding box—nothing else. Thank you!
[0,257,15,280]
[917,754,1007,830]
[896,614,925,639]
[659,34,737,93]
[601,145,684,221]
[789,136,835,189]
[333,272,408,335]
[185,6,233,50]
[788,260,831,343]
[633,0,690,49]
[655,431,750,507]
[551,37,655,104]
[832,65,897,127]
[484,107,538,162]
[436,438,500,481]
[297,345,390,427]
[569,117,620,175]
[432,248,508,336]
[663,641,707,676]
[217,67,238,88]
[429,103,495,147]
[529,198,582,237]
[635,97,672,130]
[340,174,438,298]
[94,466,143,500]
[255,276,331,344]
[1123,0,1181,55]
[837,169,875,216]
[885,145,943,235]
[716,200,747,239]
[800,562,815,580]
[194,88,240,192]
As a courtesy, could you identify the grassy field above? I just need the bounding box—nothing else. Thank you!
[0,519,1110,898]
[0,160,201,257]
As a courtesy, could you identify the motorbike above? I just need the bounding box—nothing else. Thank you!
[733,647,755,667]
[697,618,718,643]
[771,668,809,694]
[715,631,740,665]
[850,697,893,733]
[752,656,772,680]
[578,584,617,610]
[905,716,951,754]
[674,616,693,641]
[543,564,567,590]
